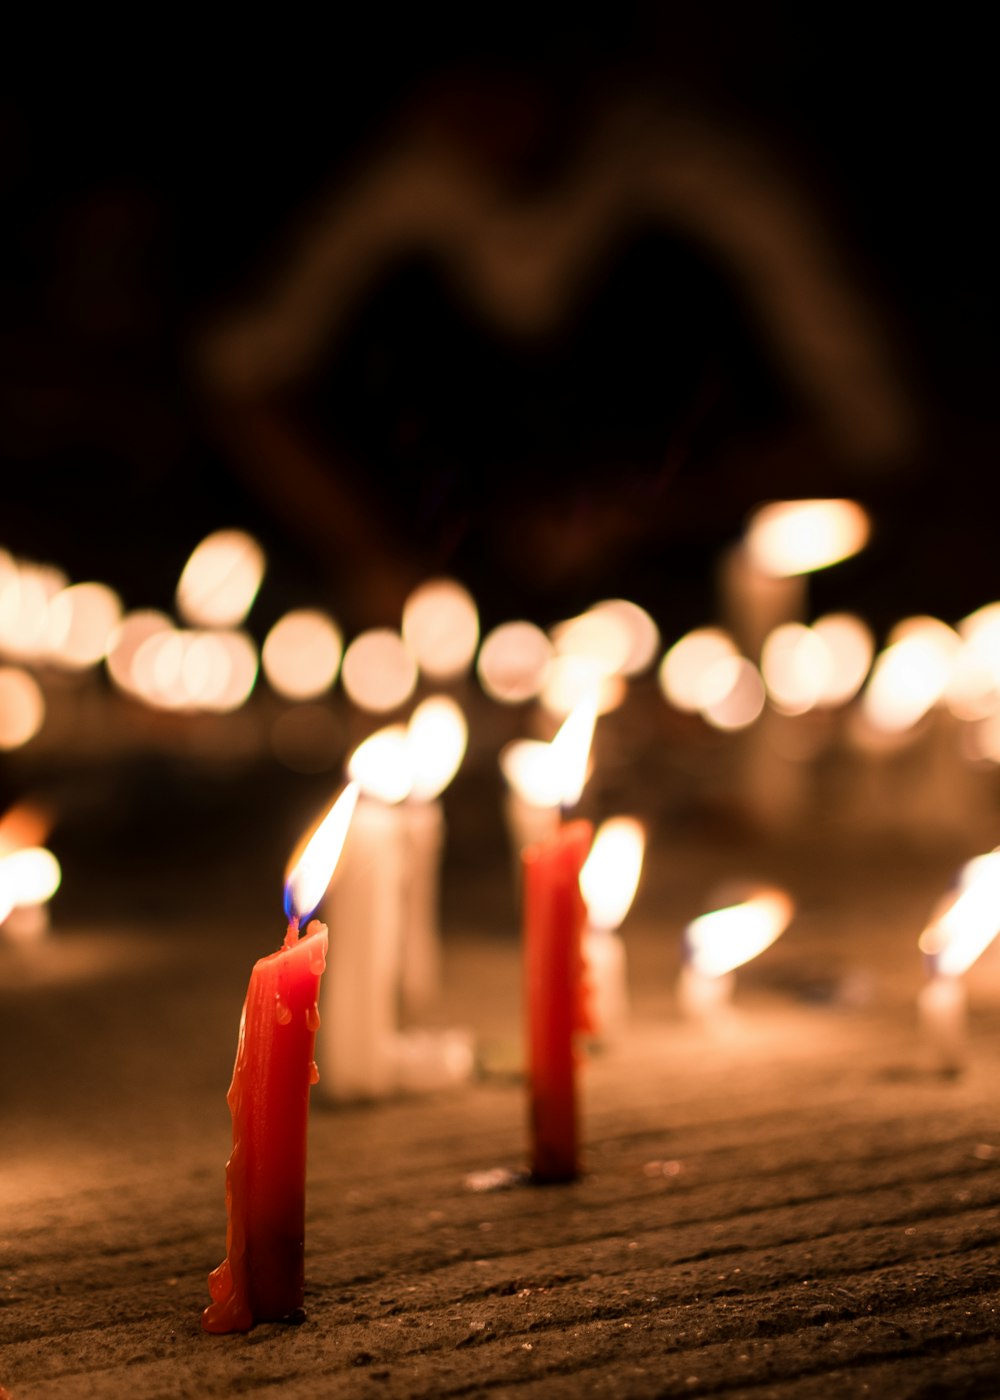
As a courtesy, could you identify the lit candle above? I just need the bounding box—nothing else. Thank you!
[202,782,358,1334]
[917,849,1000,1073]
[718,499,869,662]
[320,699,469,1101]
[578,817,645,1045]
[678,886,794,1019]
[521,696,596,1183]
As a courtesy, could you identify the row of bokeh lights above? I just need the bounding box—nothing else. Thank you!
[4,506,1000,762]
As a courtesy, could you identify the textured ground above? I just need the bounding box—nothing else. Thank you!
[4,824,1000,1398]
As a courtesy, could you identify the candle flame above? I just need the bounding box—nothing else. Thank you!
[658,628,738,713]
[262,609,343,700]
[810,613,874,705]
[284,782,359,924]
[406,696,468,800]
[918,850,1000,976]
[861,619,958,734]
[401,578,479,680]
[579,817,645,930]
[0,846,61,925]
[347,727,412,804]
[685,888,794,977]
[548,692,598,808]
[745,499,870,578]
[176,529,265,628]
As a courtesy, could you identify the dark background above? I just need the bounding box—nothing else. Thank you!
[2,11,997,643]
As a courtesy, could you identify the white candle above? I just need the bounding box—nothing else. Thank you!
[918,970,966,1074]
[578,817,645,1046]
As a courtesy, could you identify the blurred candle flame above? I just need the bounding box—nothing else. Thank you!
[477,620,552,703]
[685,888,794,977]
[745,499,870,578]
[0,846,61,926]
[548,693,598,808]
[406,696,468,801]
[918,850,1000,977]
[861,618,959,734]
[658,628,738,713]
[347,727,412,804]
[176,529,265,628]
[284,782,359,925]
[579,818,645,930]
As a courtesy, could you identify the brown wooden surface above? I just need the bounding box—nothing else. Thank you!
[4,828,1000,1398]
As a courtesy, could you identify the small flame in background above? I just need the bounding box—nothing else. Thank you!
[500,693,598,809]
[745,499,870,578]
[284,782,360,925]
[918,849,1000,977]
[579,818,645,931]
[176,529,265,629]
[685,888,795,978]
[406,697,468,802]
[402,579,479,681]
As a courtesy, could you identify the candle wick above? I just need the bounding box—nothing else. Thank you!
[284,917,301,949]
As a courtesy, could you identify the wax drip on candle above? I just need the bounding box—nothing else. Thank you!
[203,783,358,1335]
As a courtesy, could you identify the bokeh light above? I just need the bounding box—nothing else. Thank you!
[262,609,343,700]
[175,529,265,628]
[402,578,479,680]
[341,629,417,713]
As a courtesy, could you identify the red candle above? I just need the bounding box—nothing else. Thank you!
[522,818,593,1183]
[203,783,358,1334]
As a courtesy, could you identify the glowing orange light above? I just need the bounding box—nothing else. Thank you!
[347,726,413,804]
[0,846,61,926]
[658,628,738,713]
[406,696,468,801]
[284,782,359,924]
[106,611,174,697]
[699,656,765,731]
[862,619,959,734]
[341,629,417,713]
[500,694,597,810]
[477,620,552,703]
[402,578,479,680]
[760,623,830,715]
[0,667,45,750]
[810,613,874,705]
[176,529,265,628]
[579,818,645,930]
[918,851,1000,977]
[540,653,625,718]
[685,888,794,977]
[43,582,123,669]
[745,499,870,578]
[262,609,343,700]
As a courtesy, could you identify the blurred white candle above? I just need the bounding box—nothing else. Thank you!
[319,700,468,1101]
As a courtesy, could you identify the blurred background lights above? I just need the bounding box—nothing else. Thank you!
[106,611,174,697]
[0,667,46,749]
[347,726,413,803]
[401,578,479,680]
[44,582,123,669]
[341,629,417,713]
[476,620,552,703]
[745,499,870,578]
[698,656,766,731]
[551,609,633,677]
[175,529,265,628]
[658,628,738,712]
[406,696,468,801]
[540,653,625,718]
[0,561,67,660]
[810,613,874,705]
[587,599,660,677]
[862,619,958,735]
[262,609,343,700]
[760,623,831,715]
